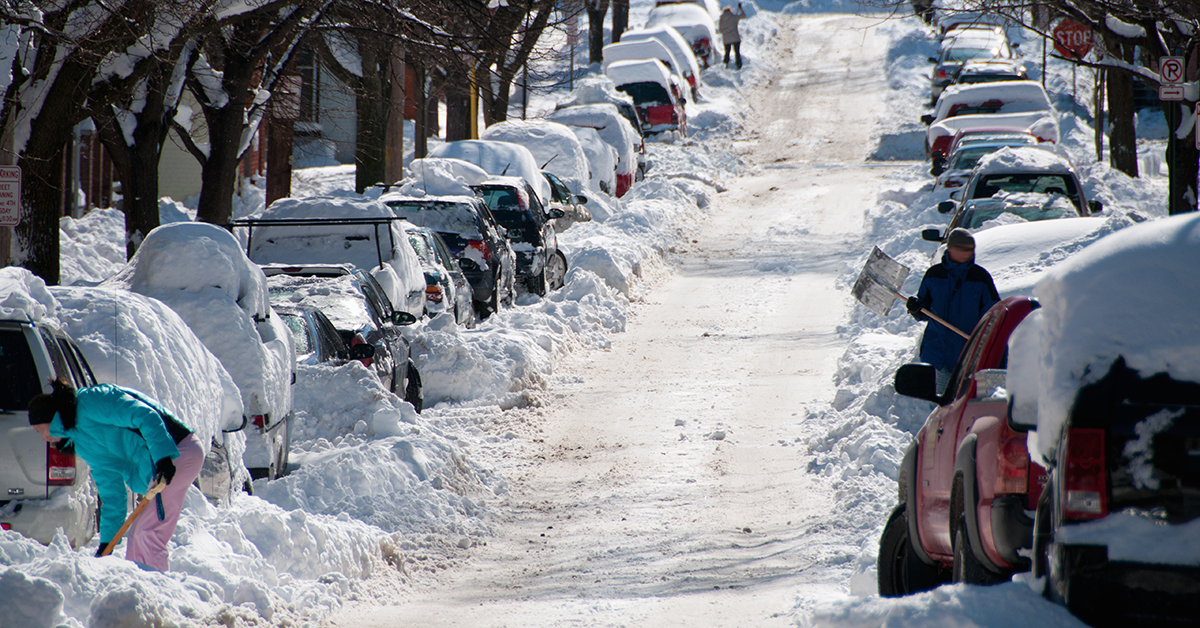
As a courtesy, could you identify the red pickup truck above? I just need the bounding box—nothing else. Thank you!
[878,295,1046,595]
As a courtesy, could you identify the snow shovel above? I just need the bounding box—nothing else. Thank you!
[852,246,969,340]
[98,480,166,557]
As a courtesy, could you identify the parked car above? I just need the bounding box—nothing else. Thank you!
[0,297,99,548]
[924,81,1052,160]
[105,222,295,481]
[543,170,593,232]
[381,194,517,318]
[241,196,427,322]
[547,102,643,196]
[428,139,553,207]
[602,36,693,102]
[621,25,703,100]
[954,59,1030,86]
[645,4,716,68]
[480,119,592,203]
[933,126,1041,177]
[404,224,477,328]
[932,135,1039,187]
[556,75,647,141]
[928,147,1101,232]
[1003,212,1200,625]
[565,125,618,197]
[606,58,688,136]
[655,0,720,20]
[264,264,423,411]
[474,177,568,296]
[927,110,1059,165]
[275,303,371,366]
[880,296,1045,596]
[929,28,1017,104]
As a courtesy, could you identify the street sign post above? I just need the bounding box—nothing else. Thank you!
[1053,19,1092,59]
[0,166,20,227]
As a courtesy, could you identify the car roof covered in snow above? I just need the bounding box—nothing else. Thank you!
[605,58,674,92]
[429,139,553,204]
[973,145,1074,176]
[546,103,639,175]
[0,267,58,324]
[935,80,1050,120]
[481,119,591,193]
[389,157,492,198]
[602,38,687,84]
[620,26,701,82]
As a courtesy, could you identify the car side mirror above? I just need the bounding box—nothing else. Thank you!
[930,161,945,177]
[928,57,938,64]
[349,344,376,360]
[894,363,940,403]
[936,201,955,215]
[922,228,944,242]
[921,114,935,126]
[949,190,961,201]
[1006,392,1037,432]
[573,194,589,205]
[548,207,566,219]
[1087,200,1103,215]
[392,311,418,326]
[1011,42,1021,49]
[458,258,479,271]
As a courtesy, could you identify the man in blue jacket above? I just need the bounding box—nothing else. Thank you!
[906,228,999,395]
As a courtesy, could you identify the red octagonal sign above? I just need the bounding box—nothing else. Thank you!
[1053,18,1093,59]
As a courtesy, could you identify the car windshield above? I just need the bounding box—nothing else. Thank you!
[279,313,313,356]
[0,328,39,411]
[384,200,484,237]
[960,194,1076,229]
[958,73,1021,84]
[974,173,1077,201]
[406,232,437,265]
[617,81,670,105]
[267,274,377,332]
[943,46,997,62]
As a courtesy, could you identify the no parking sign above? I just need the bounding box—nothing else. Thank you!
[0,166,20,227]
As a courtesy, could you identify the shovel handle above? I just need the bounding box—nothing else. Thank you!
[99,480,166,557]
[891,290,970,340]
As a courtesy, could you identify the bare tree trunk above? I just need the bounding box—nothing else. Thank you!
[445,63,471,141]
[588,0,610,65]
[385,43,407,184]
[415,61,428,159]
[266,116,294,205]
[355,42,388,193]
[1104,41,1138,177]
[612,0,628,43]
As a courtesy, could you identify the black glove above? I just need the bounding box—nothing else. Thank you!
[154,457,176,485]
[96,541,112,558]
[906,296,924,319]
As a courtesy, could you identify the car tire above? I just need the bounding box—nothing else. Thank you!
[547,251,567,291]
[953,516,1006,585]
[404,362,423,413]
[527,268,547,297]
[878,503,942,597]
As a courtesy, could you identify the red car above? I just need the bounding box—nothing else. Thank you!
[606,59,687,137]
[879,295,1046,595]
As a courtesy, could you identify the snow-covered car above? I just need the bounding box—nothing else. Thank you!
[645,4,718,68]
[565,125,617,197]
[104,222,296,481]
[953,59,1030,86]
[926,111,1059,164]
[928,29,1016,105]
[480,120,591,199]
[264,264,423,411]
[547,102,643,196]
[929,147,1101,229]
[1004,212,1200,626]
[557,75,647,141]
[602,37,694,102]
[933,136,1039,188]
[240,196,427,322]
[474,177,568,296]
[428,139,553,207]
[381,193,517,319]
[606,58,688,136]
[51,286,249,503]
[923,82,1052,160]
[404,224,476,328]
[0,270,99,548]
[655,0,720,20]
[619,26,703,99]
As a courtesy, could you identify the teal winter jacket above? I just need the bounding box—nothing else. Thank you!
[48,384,185,541]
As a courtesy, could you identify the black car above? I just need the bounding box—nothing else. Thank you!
[382,195,516,319]
[275,303,375,366]
[263,264,423,411]
[473,179,567,296]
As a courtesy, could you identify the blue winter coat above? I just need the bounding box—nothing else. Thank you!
[914,252,999,371]
[48,385,185,542]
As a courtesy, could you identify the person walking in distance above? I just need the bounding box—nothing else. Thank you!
[906,228,999,395]
[719,4,748,69]
[28,379,204,572]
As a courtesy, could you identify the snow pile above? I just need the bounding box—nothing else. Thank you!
[0,266,57,322]
[481,119,591,194]
[392,158,491,197]
[428,139,553,204]
[545,103,640,179]
[59,208,126,287]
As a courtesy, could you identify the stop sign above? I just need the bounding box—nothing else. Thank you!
[1053,18,1093,59]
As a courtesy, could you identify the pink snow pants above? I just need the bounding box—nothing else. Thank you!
[124,433,204,571]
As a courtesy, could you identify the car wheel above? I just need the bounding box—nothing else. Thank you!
[527,268,547,297]
[953,516,1006,585]
[878,503,943,596]
[404,362,423,413]
[547,251,567,291]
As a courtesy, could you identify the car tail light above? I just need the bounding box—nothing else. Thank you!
[936,68,947,79]
[945,179,962,189]
[425,285,444,303]
[0,523,10,531]
[670,108,680,125]
[1062,427,1107,519]
[467,240,489,260]
[251,415,267,429]
[46,444,76,486]
[995,435,1030,494]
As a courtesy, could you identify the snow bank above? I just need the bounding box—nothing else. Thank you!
[546,103,640,177]
[0,266,57,323]
[59,208,126,287]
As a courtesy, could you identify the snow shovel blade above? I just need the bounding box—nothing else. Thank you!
[852,247,911,317]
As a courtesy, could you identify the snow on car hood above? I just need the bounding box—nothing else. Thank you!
[1007,212,1200,465]
[392,157,491,197]
[481,119,590,194]
[974,145,1076,176]
[971,215,1120,297]
[429,139,553,205]
[0,266,57,324]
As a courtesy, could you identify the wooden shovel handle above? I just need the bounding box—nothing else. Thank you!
[891,289,971,340]
[99,480,166,557]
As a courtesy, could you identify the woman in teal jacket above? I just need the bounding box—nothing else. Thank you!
[28,379,203,572]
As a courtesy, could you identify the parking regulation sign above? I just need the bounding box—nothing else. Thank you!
[1160,85,1186,101]
[1160,56,1185,84]
[0,166,20,227]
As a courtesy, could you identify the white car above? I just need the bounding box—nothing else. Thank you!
[619,26,703,99]
[645,4,718,69]
[105,222,296,481]
[549,101,645,195]
[481,120,591,197]
[429,139,553,206]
